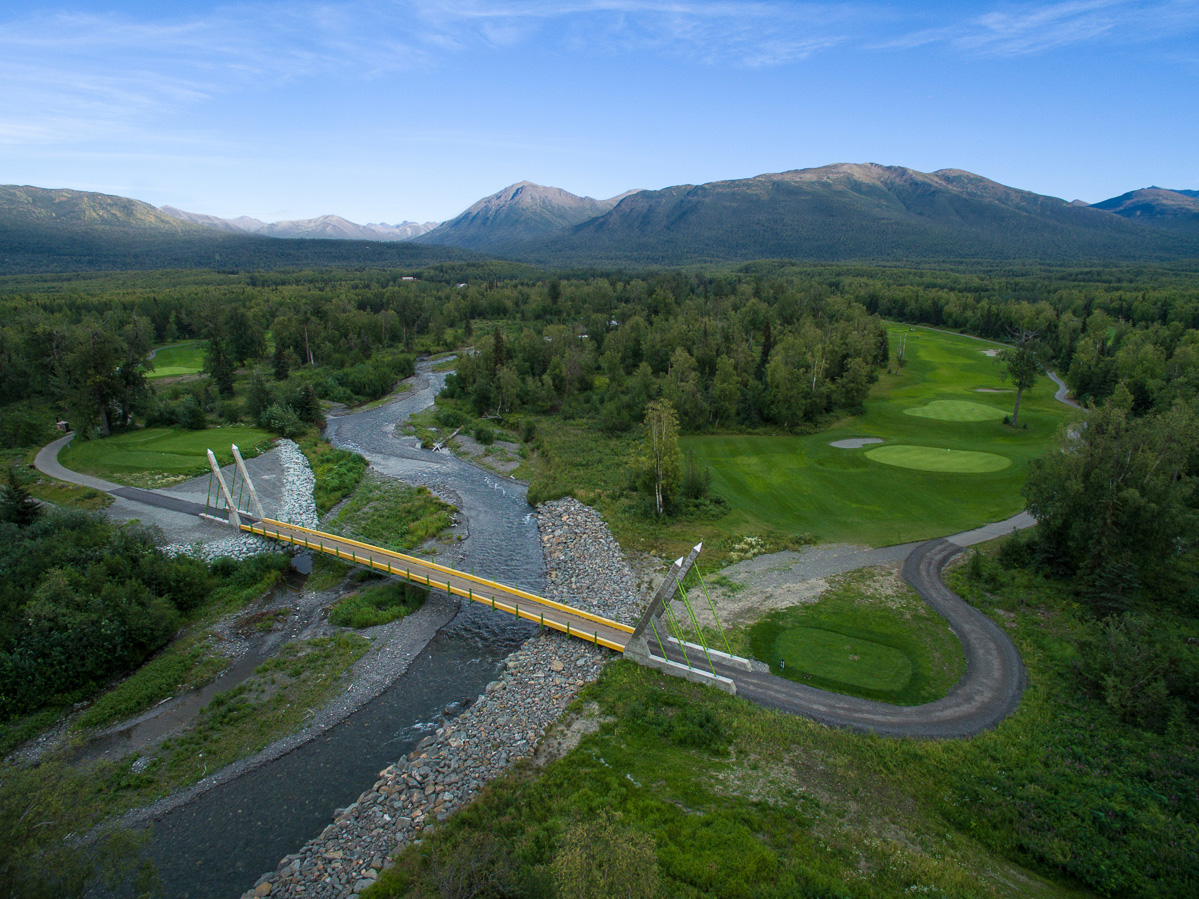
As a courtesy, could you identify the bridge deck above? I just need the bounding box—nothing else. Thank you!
[243,518,633,652]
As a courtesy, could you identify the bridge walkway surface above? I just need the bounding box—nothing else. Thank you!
[243,517,634,652]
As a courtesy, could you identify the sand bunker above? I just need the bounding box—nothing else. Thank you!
[974,388,1009,393]
[829,437,884,449]
[981,348,1000,357]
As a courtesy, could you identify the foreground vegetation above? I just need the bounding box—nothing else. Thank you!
[3,261,1198,897]
[365,543,1196,899]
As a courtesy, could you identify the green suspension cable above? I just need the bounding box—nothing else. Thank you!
[695,569,733,656]
[676,581,715,674]
[649,619,669,660]
[664,603,692,668]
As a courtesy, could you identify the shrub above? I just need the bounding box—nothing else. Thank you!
[328,581,427,629]
[174,395,207,430]
[552,813,660,899]
[259,402,306,439]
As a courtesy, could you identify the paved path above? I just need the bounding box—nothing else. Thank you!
[1047,370,1082,409]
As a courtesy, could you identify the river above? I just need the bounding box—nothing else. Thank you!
[143,362,543,898]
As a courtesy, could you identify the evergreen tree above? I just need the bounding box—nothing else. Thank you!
[204,336,236,397]
[0,467,40,527]
[272,341,291,381]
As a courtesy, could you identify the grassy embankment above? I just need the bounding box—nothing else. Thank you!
[9,630,370,830]
[88,632,370,812]
[365,542,1196,899]
[59,426,275,489]
[317,469,456,625]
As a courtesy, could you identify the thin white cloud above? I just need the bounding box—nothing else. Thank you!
[886,0,1199,57]
[408,0,866,63]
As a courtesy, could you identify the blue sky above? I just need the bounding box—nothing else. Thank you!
[2,1,1197,223]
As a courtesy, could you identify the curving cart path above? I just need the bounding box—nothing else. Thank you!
[657,534,1026,738]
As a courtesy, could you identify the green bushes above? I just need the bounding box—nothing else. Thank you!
[0,509,287,722]
[328,471,453,552]
[947,553,1199,897]
[328,581,427,629]
[298,436,368,513]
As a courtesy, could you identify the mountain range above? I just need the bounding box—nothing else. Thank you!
[159,206,438,241]
[3,164,1199,273]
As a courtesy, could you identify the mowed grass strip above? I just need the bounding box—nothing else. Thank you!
[865,444,1011,473]
[146,340,206,379]
[61,426,274,488]
[682,325,1071,545]
[772,627,914,691]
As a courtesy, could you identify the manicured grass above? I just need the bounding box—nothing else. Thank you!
[60,426,274,488]
[772,627,914,690]
[865,444,1012,473]
[904,399,1008,421]
[146,341,206,380]
[744,567,965,705]
[681,325,1073,545]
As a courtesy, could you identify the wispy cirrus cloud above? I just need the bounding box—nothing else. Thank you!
[405,1,869,63]
[2,0,1196,153]
[0,0,872,147]
[885,0,1199,57]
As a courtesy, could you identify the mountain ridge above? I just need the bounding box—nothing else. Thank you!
[5,166,1199,273]
[480,163,1199,265]
[1089,187,1199,234]
[159,206,438,241]
[415,181,640,250]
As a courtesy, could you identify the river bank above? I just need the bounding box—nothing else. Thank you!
[243,497,643,898]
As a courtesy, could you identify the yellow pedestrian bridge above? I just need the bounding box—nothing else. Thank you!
[203,443,741,695]
[241,517,635,652]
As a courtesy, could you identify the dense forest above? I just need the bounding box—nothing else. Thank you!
[4,261,1197,444]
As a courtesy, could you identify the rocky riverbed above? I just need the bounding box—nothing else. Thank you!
[244,497,644,898]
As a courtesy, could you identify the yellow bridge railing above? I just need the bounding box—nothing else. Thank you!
[242,518,632,652]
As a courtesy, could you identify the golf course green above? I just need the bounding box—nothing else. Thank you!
[681,325,1073,545]
[745,569,966,704]
[865,444,1011,473]
[146,341,206,380]
[904,399,1008,421]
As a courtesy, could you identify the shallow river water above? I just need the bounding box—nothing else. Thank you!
[144,363,543,898]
